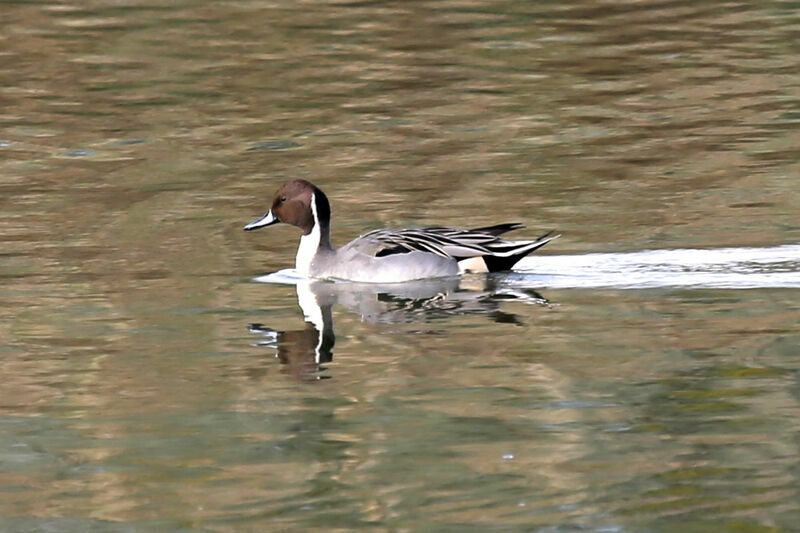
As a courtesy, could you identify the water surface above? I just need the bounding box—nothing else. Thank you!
[2,0,799,531]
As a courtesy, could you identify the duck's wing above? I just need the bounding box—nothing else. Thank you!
[462,222,524,237]
[359,227,485,259]
[361,225,558,263]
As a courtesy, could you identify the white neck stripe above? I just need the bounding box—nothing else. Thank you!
[295,193,320,277]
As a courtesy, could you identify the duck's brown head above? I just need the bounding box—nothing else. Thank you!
[244,179,330,236]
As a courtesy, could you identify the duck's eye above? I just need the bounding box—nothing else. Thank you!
[279,196,287,203]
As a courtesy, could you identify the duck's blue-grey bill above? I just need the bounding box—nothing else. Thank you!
[244,211,279,231]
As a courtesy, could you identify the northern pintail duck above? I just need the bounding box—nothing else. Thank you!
[244,179,558,283]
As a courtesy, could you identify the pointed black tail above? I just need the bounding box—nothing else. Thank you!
[482,231,559,272]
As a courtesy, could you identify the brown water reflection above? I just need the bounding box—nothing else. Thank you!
[2,0,799,531]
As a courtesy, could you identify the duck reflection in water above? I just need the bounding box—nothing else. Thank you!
[249,275,549,381]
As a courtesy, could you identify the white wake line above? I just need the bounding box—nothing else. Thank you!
[254,244,800,290]
[515,244,800,289]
